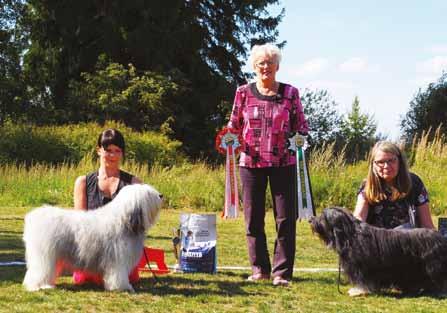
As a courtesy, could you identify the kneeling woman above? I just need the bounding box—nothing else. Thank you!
[350,141,435,296]
[73,128,142,284]
[353,141,434,230]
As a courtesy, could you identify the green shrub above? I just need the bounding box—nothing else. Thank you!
[66,57,181,132]
[0,121,184,166]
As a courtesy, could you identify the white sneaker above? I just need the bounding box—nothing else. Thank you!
[348,286,369,297]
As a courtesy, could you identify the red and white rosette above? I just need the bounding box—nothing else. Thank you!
[215,127,242,218]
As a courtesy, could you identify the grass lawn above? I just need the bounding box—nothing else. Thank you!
[1,207,447,313]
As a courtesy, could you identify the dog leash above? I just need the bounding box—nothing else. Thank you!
[337,257,343,295]
[143,248,162,285]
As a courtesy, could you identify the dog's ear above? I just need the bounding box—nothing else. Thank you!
[333,228,350,253]
[332,208,357,253]
[127,206,146,235]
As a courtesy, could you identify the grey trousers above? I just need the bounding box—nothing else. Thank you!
[239,165,296,279]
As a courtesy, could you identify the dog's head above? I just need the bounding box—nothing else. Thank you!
[309,207,358,253]
[115,184,163,235]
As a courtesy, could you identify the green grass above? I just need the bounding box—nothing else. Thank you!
[3,129,447,215]
[2,130,447,311]
[2,156,446,216]
[2,207,447,313]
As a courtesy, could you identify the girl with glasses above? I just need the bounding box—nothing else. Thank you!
[349,141,435,296]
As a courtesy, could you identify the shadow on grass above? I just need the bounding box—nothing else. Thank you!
[7,268,447,300]
[1,230,23,235]
[293,275,340,285]
[0,231,25,263]
[146,235,172,240]
[137,275,254,297]
[372,289,447,300]
[0,266,26,284]
[0,222,26,282]
[332,279,447,300]
[55,274,257,297]
[0,216,24,220]
[314,275,447,299]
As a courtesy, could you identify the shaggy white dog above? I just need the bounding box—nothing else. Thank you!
[23,184,162,292]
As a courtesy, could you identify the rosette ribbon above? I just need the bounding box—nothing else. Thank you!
[215,127,242,218]
[288,134,315,220]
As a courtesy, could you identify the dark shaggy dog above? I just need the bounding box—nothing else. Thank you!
[310,207,447,294]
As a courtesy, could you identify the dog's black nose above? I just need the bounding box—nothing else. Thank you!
[159,194,163,199]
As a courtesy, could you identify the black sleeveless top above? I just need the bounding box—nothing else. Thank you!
[85,170,133,210]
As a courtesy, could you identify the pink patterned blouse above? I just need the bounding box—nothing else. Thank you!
[228,83,309,168]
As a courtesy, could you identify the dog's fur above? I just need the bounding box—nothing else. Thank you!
[310,207,447,294]
[23,184,162,292]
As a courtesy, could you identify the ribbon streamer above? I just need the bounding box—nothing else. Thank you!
[215,128,242,218]
[288,134,315,220]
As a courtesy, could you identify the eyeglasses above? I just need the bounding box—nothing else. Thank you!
[373,157,398,168]
[255,60,276,68]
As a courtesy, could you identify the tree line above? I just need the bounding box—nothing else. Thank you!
[1,0,445,161]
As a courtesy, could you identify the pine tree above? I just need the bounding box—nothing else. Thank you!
[340,96,377,161]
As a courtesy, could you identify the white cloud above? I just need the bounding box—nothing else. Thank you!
[303,79,355,92]
[416,56,447,74]
[338,57,379,73]
[426,44,447,54]
[289,58,330,77]
[301,79,356,108]
[408,76,439,89]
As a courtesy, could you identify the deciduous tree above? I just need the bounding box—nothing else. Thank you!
[300,88,342,148]
[20,0,284,157]
[0,0,28,124]
[401,72,447,142]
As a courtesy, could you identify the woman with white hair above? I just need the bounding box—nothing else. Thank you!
[227,43,309,286]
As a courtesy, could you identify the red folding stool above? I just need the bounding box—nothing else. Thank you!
[137,247,170,274]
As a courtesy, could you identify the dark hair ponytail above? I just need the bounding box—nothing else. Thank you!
[97,129,126,157]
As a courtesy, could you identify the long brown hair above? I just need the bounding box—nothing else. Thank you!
[364,141,412,203]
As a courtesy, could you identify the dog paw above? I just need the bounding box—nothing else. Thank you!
[348,286,369,297]
[104,279,135,293]
[24,284,55,292]
[24,285,40,292]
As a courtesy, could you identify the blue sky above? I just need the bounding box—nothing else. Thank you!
[266,0,447,139]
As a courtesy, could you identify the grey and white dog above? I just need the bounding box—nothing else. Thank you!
[23,184,162,292]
